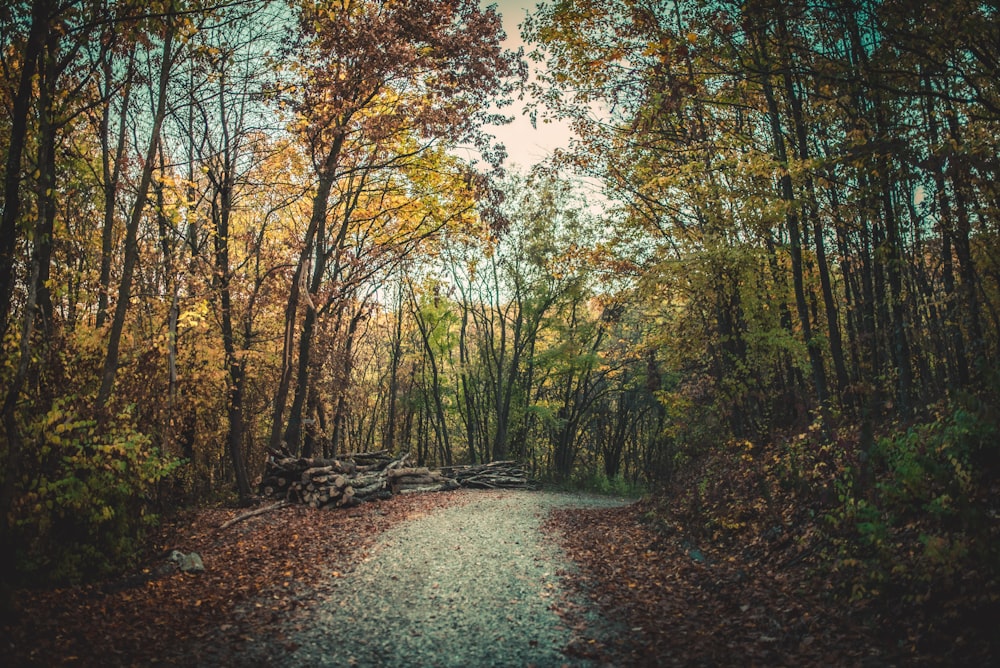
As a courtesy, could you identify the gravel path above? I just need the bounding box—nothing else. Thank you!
[282,489,632,667]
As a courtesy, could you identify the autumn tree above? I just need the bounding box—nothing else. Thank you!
[0,0,199,597]
[166,1,297,501]
[526,0,998,451]
[269,0,523,454]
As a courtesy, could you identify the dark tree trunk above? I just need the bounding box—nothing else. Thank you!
[97,24,175,407]
[776,20,849,404]
[0,1,48,341]
[97,48,135,328]
[755,30,830,411]
[269,170,334,452]
[213,144,252,501]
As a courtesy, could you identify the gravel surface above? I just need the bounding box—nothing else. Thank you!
[277,489,633,667]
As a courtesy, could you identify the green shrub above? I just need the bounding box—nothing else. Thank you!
[12,398,184,585]
[825,399,999,601]
[873,405,992,527]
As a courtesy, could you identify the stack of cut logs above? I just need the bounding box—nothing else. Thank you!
[259,450,536,509]
[258,450,401,509]
[440,461,538,490]
[388,467,461,494]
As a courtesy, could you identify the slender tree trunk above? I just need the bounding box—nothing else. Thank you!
[303,383,320,458]
[268,192,322,452]
[218,214,252,502]
[97,24,175,407]
[283,305,317,452]
[383,279,405,453]
[755,32,829,411]
[269,134,344,453]
[454,280,479,464]
[458,308,485,464]
[876,160,913,415]
[775,20,849,403]
[330,303,366,455]
[944,109,986,380]
[923,87,970,388]
[764,233,805,423]
[0,1,48,341]
[407,285,453,466]
[34,31,59,337]
[97,46,136,327]
[212,63,252,501]
[268,256,305,452]
[151,147,182,444]
[827,181,864,410]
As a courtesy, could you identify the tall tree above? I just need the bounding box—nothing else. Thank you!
[96,9,179,406]
[269,0,522,453]
[0,0,49,340]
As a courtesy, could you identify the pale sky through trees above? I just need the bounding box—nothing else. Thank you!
[486,0,577,169]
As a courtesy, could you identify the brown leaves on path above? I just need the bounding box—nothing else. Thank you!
[544,500,889,667]
[3,490,469,666]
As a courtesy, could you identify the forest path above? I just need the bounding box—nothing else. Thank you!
[274,489,633,667]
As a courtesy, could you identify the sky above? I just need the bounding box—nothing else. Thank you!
[484,0,577,170]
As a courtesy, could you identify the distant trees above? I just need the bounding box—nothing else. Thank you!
[524,0,999,454]
[267,0,520,456]
[334,173,666,483]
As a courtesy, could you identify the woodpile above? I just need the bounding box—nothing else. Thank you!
[259,449,403,509]
[259,450,536,509]
[441,461,538,490]
[388,467,461,494]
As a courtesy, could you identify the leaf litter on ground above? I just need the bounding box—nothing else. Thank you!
[3,490,468,667]
[9,485,991,667]
[542,497,998,667]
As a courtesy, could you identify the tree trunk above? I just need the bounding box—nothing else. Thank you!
[270,132,345,453]
[922,85,970,388]
[408,284,453,467]
[212,62,252,501]
[383,279,405,453]
[330,300,367,456]
[34,30,59,336]
[944,108,986,381]
[97,47,135,328]
[0,0,48,341]
[755,29,830,411]
[876,153,913,415]
[97,23,175,407]
[775,18,849,404]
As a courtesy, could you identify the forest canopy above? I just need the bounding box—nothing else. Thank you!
[1,0,997,628]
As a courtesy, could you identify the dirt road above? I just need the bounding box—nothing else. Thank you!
[272,490,632,667]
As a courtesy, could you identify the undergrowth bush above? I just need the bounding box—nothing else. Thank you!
[650,391,999,615]
[823,397,1000,605]
[11,398,183,585]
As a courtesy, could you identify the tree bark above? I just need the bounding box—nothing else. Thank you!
[0,1,48,340]
[754,25,830,411]
[97,22,175,407]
